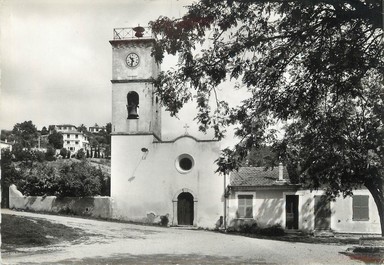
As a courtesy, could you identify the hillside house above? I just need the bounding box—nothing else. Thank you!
[51,124,89,153]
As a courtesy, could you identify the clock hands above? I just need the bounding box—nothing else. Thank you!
[126,53,139,68]
[129,57,135,66]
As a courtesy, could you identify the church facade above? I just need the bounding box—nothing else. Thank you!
[109,27,223,228]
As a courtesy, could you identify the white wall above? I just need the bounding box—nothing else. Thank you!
[228,188,381,234]
[111,134,223,228]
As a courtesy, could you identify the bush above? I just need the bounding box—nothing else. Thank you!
[19,163,60,196]
[239,222,259,234]
[45,147,56,161]
[34,150,46,162]
[3,158,110,198]
[230,221,285,237]
[160,214,169,227]
[58,161,102,197]
[60,148,68,158]
[76,149,85,160]
[258,224,285,236]
[1,149,23,207]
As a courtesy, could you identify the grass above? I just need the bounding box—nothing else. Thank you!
[1,214,85,251]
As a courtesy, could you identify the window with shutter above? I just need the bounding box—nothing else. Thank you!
[352,195,369,221]
[238,195,253,218]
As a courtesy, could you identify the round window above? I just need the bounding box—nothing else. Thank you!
[176,154,194,173]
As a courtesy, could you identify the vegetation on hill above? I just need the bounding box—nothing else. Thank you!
[1,148,110,208]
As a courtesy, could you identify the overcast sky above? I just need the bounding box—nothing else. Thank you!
[0,0,246,147]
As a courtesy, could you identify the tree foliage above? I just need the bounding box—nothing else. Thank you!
[150,0,384,233]
[48,130,64,149]
[1,148,110,200]
[77,124,88,133]
[12,121,38,149]
[41,126,49,135]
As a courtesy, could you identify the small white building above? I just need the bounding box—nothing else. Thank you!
[0,139,13,151]
[53,124,78,132]
[89,125,106,133]
[227,165,381,234]
[109,27,223,228]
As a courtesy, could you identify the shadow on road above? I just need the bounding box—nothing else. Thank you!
[33,254,276,265]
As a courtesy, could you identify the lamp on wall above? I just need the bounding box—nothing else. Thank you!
[141,147,149,160]
[128,147,149,182]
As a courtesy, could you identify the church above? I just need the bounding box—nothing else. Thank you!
[109,27,224,228]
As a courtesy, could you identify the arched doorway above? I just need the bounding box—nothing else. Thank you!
[177,192,194,225]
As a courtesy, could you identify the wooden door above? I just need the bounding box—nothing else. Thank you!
[177,192,194,225]
[286,195,299,229]
[314,195,331,230]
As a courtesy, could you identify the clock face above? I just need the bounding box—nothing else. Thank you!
[126,53,140,68]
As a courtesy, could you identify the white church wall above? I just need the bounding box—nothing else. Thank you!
[111,134,223,228]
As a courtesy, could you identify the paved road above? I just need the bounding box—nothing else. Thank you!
[2,209,361,265]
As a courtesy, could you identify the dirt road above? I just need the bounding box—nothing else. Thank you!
[2,209,361,265]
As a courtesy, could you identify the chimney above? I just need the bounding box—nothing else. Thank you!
[278,162,284,181]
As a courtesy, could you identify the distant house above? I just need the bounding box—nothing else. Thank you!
[0,139,13,151]
[51,124,89,153]
[89,125,105,133]
[227,164,380,234]
[53,124,78,132]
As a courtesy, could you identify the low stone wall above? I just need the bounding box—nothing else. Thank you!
[9,184,112,219]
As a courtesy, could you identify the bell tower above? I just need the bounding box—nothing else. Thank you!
[109,26,161,140]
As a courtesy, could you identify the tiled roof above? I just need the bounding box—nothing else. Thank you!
[230,166,291,187]
[56,124,77,128]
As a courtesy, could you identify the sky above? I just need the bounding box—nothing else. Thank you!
[0,0,247,147]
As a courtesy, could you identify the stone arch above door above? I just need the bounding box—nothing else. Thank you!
[172,188,198,202]
[172,188,198,226]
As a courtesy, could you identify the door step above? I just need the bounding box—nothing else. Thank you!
[170,225,198,230]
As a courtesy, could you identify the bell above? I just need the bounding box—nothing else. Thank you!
[133,26,145,38]
[127,104,139,119]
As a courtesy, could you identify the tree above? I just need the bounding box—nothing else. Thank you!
[60,148,68,158]
[150,1,384,234]
[48,125,55,134]
[246,146,278,168]
[12,121,38,149]
[48,130,64,149]
[1,149,22,208]
[41,126,49,135]
[76,148,86,160]
[78,124,88,133]
[45,146,57,161]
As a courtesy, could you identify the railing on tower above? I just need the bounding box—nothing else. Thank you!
[113,26,153,40]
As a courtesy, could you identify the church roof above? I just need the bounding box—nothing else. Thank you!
[157,134,219,143]
[230,166,294,187]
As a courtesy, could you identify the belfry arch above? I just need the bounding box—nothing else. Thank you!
[127,91,139,119]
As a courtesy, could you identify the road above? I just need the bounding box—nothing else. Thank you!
[2,209,361,265]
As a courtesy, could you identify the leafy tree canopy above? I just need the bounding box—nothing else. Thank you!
[77,124,88,133]
[48,130,64,149]
[12,121,38,149]
[150,0,384,233]
[41,126,49,135]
